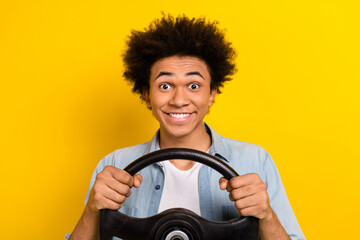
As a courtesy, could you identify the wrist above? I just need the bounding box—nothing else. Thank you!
[260,208,275,223]
[259,208,290,240]
[86,201,101,216]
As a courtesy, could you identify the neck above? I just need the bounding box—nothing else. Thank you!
[159,123,212,153]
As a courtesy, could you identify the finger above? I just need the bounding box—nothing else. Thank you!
[104,177,132,197]
[226,182,232,192]
[133,174,143,188]
[102,166,134,187]
[219,177,228,190]
[236,203,270,219]
[236,205,259,217]
[100,195,124,210]
[229,173,262,189]
[99,186,128,205]
[232,194,261,210]
[228,184,259,200]
[111,169,134,187]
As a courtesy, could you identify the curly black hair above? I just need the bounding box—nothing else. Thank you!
[122,14,236,100]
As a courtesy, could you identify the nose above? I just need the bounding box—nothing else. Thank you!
[169,87,189,107]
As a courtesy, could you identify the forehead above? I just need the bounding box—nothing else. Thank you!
[150,56,210,79]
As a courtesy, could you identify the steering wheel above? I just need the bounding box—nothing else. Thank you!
[100,148,259,240]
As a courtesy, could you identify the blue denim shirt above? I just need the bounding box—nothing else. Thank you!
[66,123,305,239]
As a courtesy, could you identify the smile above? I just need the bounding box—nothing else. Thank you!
[169,113,191,118]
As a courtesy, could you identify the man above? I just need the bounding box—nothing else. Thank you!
[67,15,305,239]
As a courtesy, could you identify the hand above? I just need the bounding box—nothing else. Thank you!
[219,173,271,220]
[87,165,143,213]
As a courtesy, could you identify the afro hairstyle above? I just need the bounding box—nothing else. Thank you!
[122,14,237,100]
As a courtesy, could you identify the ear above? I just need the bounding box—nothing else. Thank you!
[142,89,152,109]
[208,89,217,107]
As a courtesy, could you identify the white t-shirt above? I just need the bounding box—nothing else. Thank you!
[158,160,203,215]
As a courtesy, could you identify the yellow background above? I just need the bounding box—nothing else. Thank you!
[1,0,359,239]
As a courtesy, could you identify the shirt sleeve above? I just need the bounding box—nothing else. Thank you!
[263,152,306,240]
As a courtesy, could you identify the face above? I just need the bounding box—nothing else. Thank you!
[143,56,217,140]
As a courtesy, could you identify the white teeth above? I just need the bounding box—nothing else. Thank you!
[169,113,190,118]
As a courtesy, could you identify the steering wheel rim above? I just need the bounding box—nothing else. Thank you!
[100,148,259,240]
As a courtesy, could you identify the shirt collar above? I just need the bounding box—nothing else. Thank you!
[147,122,230,162]
[148,130,161,153]
[204,123,230,162]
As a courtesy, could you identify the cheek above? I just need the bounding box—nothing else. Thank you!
[196,99,211,113]
[150,95,167,111]
[197,94,213,107]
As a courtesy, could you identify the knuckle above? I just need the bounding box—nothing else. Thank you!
[259,182,267,190]
[237,209,242,215]
[260,202,268,210]
[121,185,131,195]
[93,192,102,201]
[109,202,121,210]
[95,173,104,182]
[252,173,261,181]
[263,192,269,200]
[259,202,268,211]
[121,173,132,185]
[259,191,268,202]
[103,165,114,172]
[235,200,242,209]
[233,190,240,198]
[238,208,247,216]
[127,189,132,197]
[117,195,126,203]
[92,184,101,194]
[125,186,131,195]
[229,192,235,200]
[229,178,237,188]
[228,193,233,201]
[127,175,133,185]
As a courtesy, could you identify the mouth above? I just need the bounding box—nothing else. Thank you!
[165,112,193,121]
[169,113,191,118]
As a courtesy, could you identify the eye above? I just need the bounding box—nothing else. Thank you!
[159,83,171,90]
[188,83,200,90]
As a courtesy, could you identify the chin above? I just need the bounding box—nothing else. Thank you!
[169,128,191,138]
[162,125,193,139]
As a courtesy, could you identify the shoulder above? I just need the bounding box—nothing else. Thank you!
[222,136,269,159]
[206,123,271,173]
[216,135,272,177]
[206,123,269,162]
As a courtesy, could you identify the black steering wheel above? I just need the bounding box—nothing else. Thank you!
[100,148,259,240]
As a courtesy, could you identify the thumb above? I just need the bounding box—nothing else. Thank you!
[219,177,228,190]
[133,174,143,188]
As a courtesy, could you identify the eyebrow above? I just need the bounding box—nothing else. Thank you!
[154,71,205,80]
[155,72,172,80]
[186,71,204,79]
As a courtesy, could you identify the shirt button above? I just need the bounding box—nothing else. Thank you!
[155,185,161,190]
